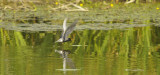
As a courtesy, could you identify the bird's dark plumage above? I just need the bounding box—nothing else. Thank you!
[56,18,78,42]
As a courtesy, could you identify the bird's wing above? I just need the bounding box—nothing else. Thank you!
[63,18,68,32]
[60,18,68,39]
[64,19,78,40]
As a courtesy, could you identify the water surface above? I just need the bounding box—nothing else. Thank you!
[0,25,160,75]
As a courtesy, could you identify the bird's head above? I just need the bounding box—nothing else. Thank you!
[67,38,71,41]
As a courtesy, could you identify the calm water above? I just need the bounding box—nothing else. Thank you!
[0,25,160,75]
[1,4,160,74]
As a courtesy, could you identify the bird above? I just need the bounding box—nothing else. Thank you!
[56,18,78,42]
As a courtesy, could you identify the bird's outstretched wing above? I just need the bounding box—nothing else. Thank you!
[64,19,79,40]
[63,18,68,32]
[60,18,68,38]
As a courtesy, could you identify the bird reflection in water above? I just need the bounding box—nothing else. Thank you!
[55,50,80,75]
[55,50,76,69]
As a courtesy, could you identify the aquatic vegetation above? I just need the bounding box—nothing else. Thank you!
[0,1,160,75]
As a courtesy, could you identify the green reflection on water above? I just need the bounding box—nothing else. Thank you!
[0,26,160,75]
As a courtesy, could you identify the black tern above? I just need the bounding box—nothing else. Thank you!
[56,18,78,42]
